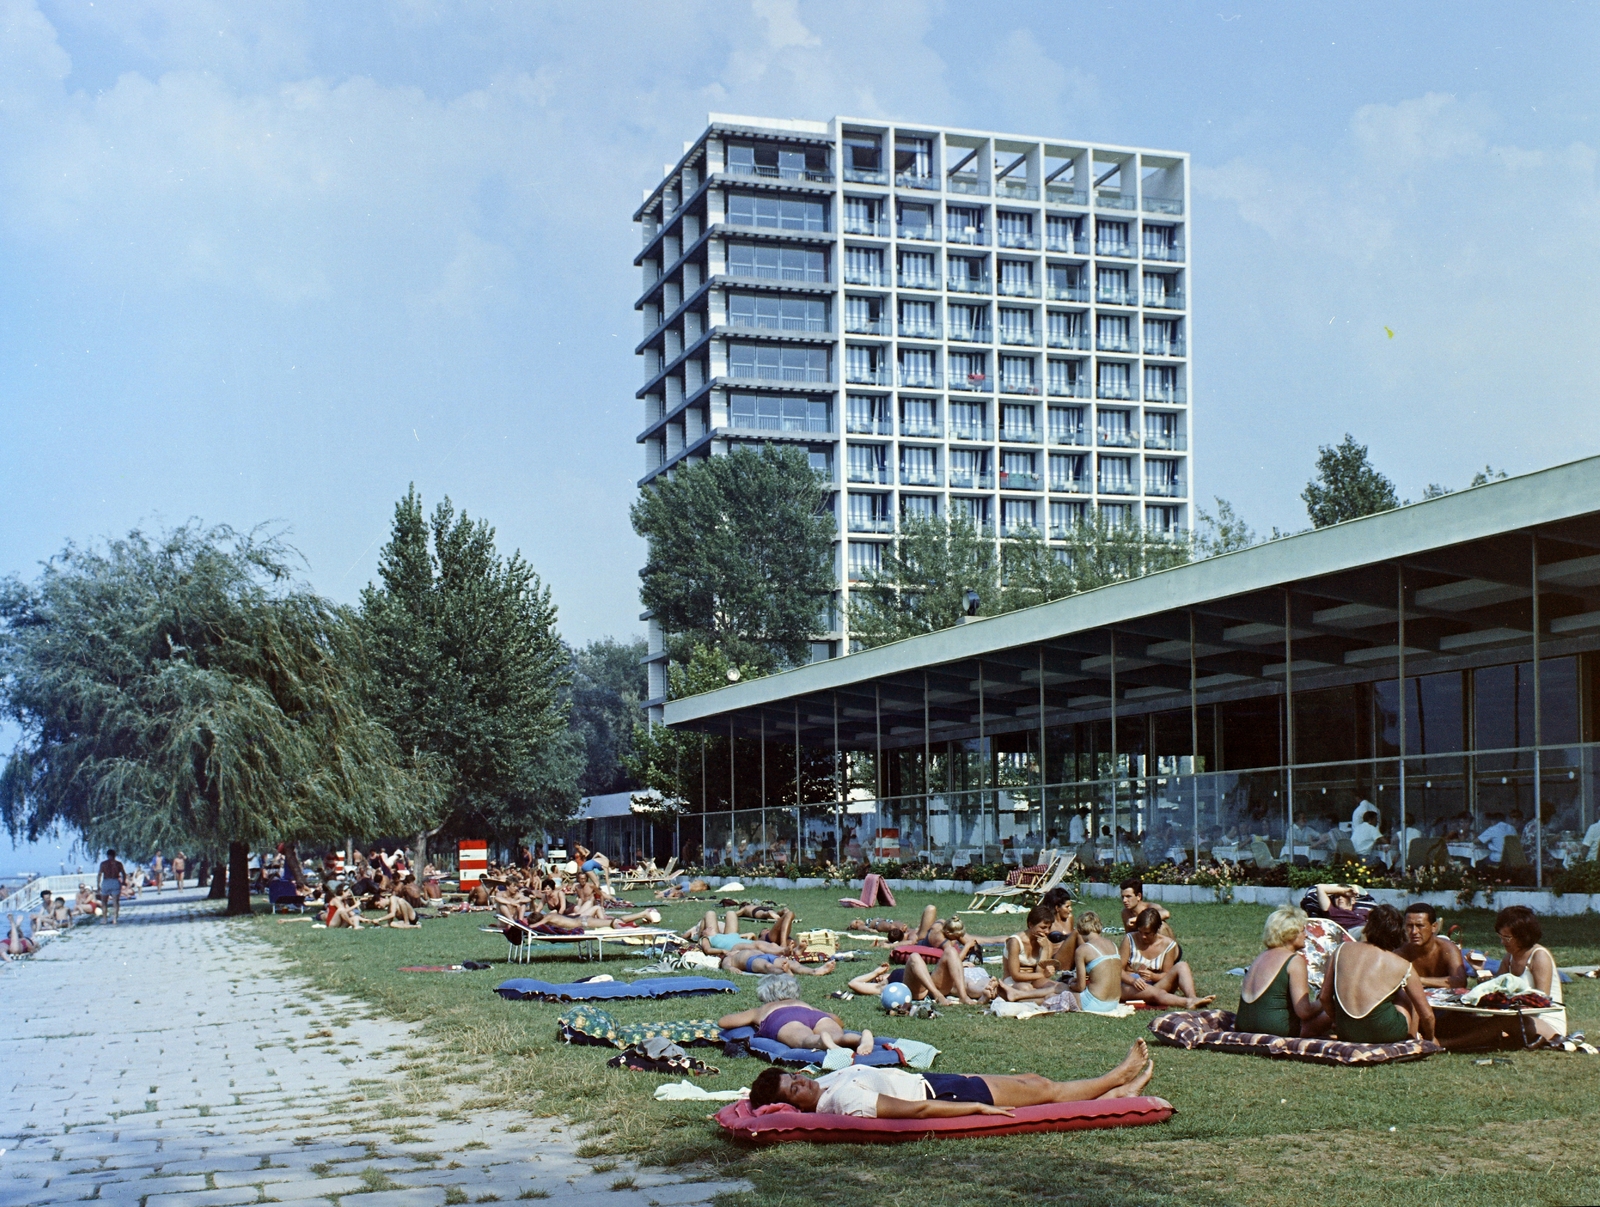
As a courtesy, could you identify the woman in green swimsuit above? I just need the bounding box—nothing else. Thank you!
[1235,905,1330,1037]
[1318,904,1435,1043]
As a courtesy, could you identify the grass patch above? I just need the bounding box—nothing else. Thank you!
[251,887,1600,1207]
[444,1189,468,1205]
[607,1177,634,1191]
[358,1167,401,1192]
[517,1192,550,1200]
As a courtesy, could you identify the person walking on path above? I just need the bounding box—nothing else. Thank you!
[170,852,186,890]
[97,849,126,924]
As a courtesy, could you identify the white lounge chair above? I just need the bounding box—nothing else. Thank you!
[961,849,1073,912]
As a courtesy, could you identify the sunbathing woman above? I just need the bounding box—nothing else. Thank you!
[2,914,39,959]
[1000,905,1071,1002]
[848,951,998,1006]
[1071,911,1127,1014]
[1119,907,1213,1009]
[1041,888,1079,971]
[1318,903,1435,1042]
[322,887,364,929]
[1236,905,1330,1037]
[718,973,868,1052]
[720,945,836,978]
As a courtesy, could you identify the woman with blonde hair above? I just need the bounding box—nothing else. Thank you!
[1236,905,1330,1036]
[1071,911,1125,1013]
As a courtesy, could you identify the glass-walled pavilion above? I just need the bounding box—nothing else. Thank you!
[661,457,1600,887]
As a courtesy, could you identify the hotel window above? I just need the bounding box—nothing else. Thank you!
[1050,453,1086,489]
[949,255,986,288]
[1046,214,1082,249]
[1098,455,1133,492]
[898,249,937,286]
[1001,498,1037,531]
[1146,505,1181,534]
[902,494,938,520]
[1097,361,1131,399]
[728,293,828,332]
[1096,313,1131,351]
[846,393,890,433]
[949,447,986,486]
[844,246,884,283]
[1096,266,1130,301]
[997,211,1033,243]
[901,396,937,434]
[1145,411,1179,446]
[845,344,885,383]
[1000,450,1036,484]
[726,142,827,180]
[1100,502,1135,528]
[899,298,937,336]
[949,303,988,339]
[848,541,883,578]
[1142,224,1176,258]
[844,134,882,175]
[947,206,985,241]
[1143,317,1180,355]
[1095,219,1130,255]
[950,495,989,527]
[848,492,891,531]
[1144,364,1181,401]
[1142,271,1177,305]
[949,350,988,387]
[845,295,882,333]
[728,392,830,433]
[1000,403,1036,439]
[729,342,828,382]
[898,346,937,385]
[1048,263,1084,294]
[999,259,1034,292]
[1049,404,1084,441]
[728,242,827,282]
[726,192,828,232]
[894,136,933,180]
[950,400,987,439]
[898,201,934,237]
[1048,310,1084,344]
[999,307,1034,342]
[847,443,888,483]
[1146,458,1181,494]
[900,446,938,485]
[1098,408,1132,442]
[1051,500,1087,530]
[1000,355,1036,391]
[844,196,881,233]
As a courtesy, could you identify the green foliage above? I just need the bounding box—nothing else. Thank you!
[566,637,648,797]
[1301,433,1399,527]
[1469,465,1509,488]
[631,445,835,673]
[1195,497,1257,555]
[0,523,435,854]
[849,512,1191,650]
[359,487,572,842]
[1552,859,1600,896]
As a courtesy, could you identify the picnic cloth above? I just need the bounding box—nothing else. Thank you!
[557,1004,723,1049]
[495,975,737,1002]
[1149,1009,1443,1066]
[608,1038,719,1077]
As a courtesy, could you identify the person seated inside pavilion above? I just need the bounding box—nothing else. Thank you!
[1119,908,1215,1010]
[1119,878,1172,934]
[749,1039,1155,1117]
[848,951,999,1007]
[1235,905,1331,1037]
[1478,811,1521,864]
[717,974,866,1052]
[1397,903,1467,989]
[1319,903,1435,1043]
[1310,883,1372,931]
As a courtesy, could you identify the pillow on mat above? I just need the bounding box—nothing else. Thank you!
[496,976,737,1002]
[1149,1009,1443,1065]
[720,1025,906,1067]
[713,1095,1173,1144]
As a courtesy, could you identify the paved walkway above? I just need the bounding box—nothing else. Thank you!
[0,887,747,1207]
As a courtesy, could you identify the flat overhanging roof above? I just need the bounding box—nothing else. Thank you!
[664,456,1600,749]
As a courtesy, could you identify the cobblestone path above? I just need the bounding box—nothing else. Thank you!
[0,887,747,1207]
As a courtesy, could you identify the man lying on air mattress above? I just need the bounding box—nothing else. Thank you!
[749,1039,1155,1117]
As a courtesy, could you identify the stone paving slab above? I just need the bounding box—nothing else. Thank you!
[0,887,747,1207]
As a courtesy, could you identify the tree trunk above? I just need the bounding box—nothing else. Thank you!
[226,841,252,915]
[283,843,310,889]
[208,857,228,899]
[413,830,428,878]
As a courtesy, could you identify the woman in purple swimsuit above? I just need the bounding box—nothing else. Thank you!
[717,974,875,1054]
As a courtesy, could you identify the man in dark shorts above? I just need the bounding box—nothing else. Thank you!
[751,1040,1155,1117]
[98,849,126,924]
[1399,903,1467,989]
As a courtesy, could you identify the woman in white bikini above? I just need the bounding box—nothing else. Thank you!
[1495,904,1567,1042]
[1119,907,1214,1009]
[999,905,1069,1002]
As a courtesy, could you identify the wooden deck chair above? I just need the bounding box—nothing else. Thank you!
[962,850,1068,912]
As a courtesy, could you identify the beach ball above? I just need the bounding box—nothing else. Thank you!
[881,982,912,1010]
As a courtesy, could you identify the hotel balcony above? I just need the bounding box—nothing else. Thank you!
[1143,289,1186,310]
[949,469,996,489]
[844,216,891,237]
[949,372,993,393]
[1000,518,1040,536]
[997,179,1040,201]
[897,367,943,389]
[1142,242,1186,263]
[1048,378,1091,399]
[1000,377,1042,396]
[1047,185,1089,206]
[845,365,890,386]
[1097,428,1140,448]
[1144,385,1188,405]
[948,325,992,343]
[1144,478,1186,497]
[900,418,943,438]
[842,166,888,185]
[949,422,994,442]
[948,176,989,196]
[1050,476,1088,493]
[897,224,939,242]
[1143,197,1184,215]
[999,425,1041,444]
[1096,382,1135,401]
[844,267,887,287]
[946,227,989,246]
[900,468,941,487]
[899,321,943,340]
[999,329,1041,347]
[1097,478,1138,495]
[1047,331,1091,351]
[1096,190,1136,211]
[1046,235,1090,254]
[1142,431,1188,451]
[725,161,833,184]
[1096,241,1136,259]
[1096,334,1135,353]
[1046,284,1090,303]
[845,316,889,335]
[895,172,938,191]
[997,279,1041,299]
[997,231,1041,250]
[897,271,941,290]
[848,515,895,534]
[948,275,992,294]
[847,465,891,485]
[1050,427,1090,447]
[1142,337,1186,357]
[1097,286,1136,306]
[846,417,893,435]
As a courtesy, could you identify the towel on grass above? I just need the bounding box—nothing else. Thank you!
[495,975,736,1002]
[655,1080,748,1102]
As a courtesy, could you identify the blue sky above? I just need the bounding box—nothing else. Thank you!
[3,2,1600,870]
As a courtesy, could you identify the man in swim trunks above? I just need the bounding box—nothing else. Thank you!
[1398,903,1467,989]
[719,946,835,977]
[1318,903,1435,1043]
[1120,878,1172,935]
[750,1040,1155,1117]
[97,849,126,925]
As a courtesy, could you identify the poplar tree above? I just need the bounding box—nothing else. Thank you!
[1302,434,1400,527]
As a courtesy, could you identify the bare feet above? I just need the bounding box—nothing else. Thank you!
[1109,1039,1148,1084]
[813,959,837,976]
[1186,995,1216,1009]
[1101,1058,1155,1099]
[856,1028,875,1056]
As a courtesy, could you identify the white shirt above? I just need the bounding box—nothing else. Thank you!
[1350,821,1382,855]
[1478,822,1516,860]
[1583,821,1600,860]
[814,1066,928,1117]
[1068,814,1086,845]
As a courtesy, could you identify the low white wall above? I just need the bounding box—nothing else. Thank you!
[694,874,1600,916]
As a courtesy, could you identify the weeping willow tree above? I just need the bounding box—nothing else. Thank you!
[0,524,438,913]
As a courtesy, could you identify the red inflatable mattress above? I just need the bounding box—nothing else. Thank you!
[713,1096,1173,1144]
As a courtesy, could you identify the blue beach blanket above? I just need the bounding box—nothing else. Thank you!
[718,1024,907,1067]
[495,975,738,1002]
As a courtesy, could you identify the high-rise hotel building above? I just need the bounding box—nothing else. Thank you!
[636,115,1191,719]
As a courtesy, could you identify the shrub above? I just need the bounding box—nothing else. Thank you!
[1551,860,1600,896]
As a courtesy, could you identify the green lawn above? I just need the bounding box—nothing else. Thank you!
[251,889,1600,1207]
